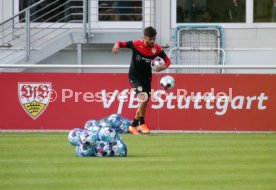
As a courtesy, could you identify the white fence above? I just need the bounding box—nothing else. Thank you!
[0,64,276,70]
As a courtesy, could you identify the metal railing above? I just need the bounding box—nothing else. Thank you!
[0,64,276,70]
[169,47,226,64]
[0,0,88,63]
[168,47,226,73]
[0,0,155,65]
[2,1,275,72]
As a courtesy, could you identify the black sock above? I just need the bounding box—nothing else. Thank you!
[139,117,145,125]
[131,118,139,127]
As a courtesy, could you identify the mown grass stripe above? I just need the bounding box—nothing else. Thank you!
[0,133,275,190]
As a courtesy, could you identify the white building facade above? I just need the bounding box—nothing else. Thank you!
[0,0,276,73]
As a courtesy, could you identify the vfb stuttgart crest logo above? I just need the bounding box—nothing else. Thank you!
[18,83,52,120]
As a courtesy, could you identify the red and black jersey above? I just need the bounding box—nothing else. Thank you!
[117,40,171,82]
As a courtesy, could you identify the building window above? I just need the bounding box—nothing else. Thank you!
[18,0,83,23]
[177,0,246,23]
[254,0,276,22]
[90,0,154,29]
[98,1,142,21]
[15,0,154,28]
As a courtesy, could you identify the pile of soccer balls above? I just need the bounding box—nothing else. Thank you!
[68,114,129,157]
[151,56,175,90]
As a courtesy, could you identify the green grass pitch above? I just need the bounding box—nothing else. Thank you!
[0,133,276,190]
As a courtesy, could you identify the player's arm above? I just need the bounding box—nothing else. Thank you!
[156,50,171,72]
[112,41,133,54]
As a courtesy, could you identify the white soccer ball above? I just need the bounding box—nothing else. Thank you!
[98,126,117,143]
[95,141,111,157]
[68,128,83,146]
[80,130,98,146]
[76,144,95,157]
[151,57,165,71]
[86,124,101,134]
[107,114,131,133]
[107,114,121,129]
[111,140,128,157]
[84,120,99,130]
[160,75,175,90]
[98,119,112,128]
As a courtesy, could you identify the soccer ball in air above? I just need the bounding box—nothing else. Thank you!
[160,75,175,90]
[68,128,83,146]
[95,141,111,157]
[151,57,165,72]
[80,130,98,146]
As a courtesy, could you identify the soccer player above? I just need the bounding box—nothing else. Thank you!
[112,26,171,135]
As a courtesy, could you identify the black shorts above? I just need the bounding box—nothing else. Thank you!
[129,79,151,98]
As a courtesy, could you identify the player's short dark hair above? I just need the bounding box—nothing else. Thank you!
[144,26,157,37]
